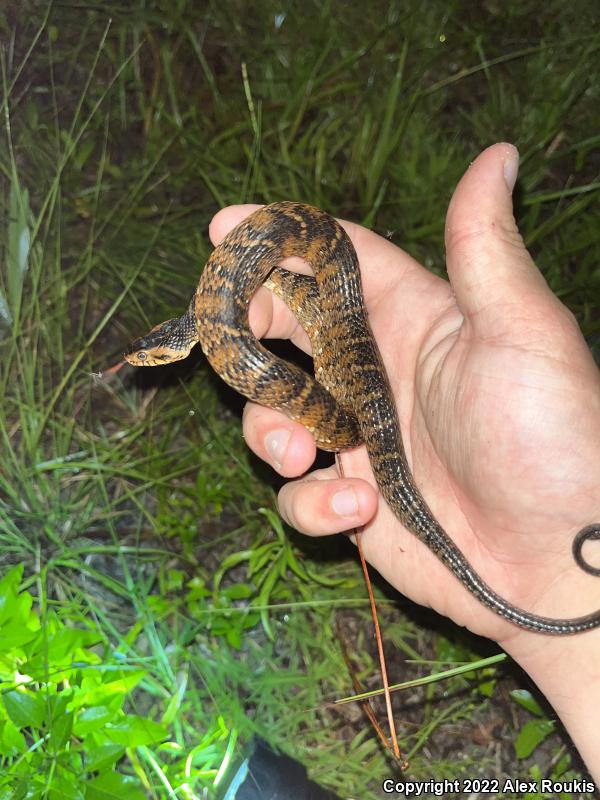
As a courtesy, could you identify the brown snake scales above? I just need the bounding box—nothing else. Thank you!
[125,201,600,634]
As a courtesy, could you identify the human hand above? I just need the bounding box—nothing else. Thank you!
[209,144,600,776]
[210,143,600,653]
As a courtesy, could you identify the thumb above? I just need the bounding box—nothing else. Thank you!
[445,143,557,335]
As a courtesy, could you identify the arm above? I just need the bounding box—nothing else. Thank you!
[520,631,600,781]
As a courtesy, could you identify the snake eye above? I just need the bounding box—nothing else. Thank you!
[138,351,147,361]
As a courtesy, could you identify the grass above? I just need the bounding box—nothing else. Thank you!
[1,0,599,797]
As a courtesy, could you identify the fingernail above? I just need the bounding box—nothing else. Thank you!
[503,146,519,193]
[264,428,290,469]
[331,487,359,517]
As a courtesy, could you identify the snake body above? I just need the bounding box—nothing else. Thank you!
[125,202,600,634]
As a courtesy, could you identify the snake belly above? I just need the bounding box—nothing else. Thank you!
[128,201,600,634]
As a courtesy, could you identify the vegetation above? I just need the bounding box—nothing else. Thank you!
[1,1,598,797]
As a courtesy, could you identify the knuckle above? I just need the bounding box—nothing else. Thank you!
[287,487,313,531]
[280,479,328,534]
[446,214,526,257]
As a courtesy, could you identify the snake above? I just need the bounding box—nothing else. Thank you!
[125,201,600,634]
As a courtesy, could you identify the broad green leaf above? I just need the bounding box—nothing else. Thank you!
[0,565,25,624]
[74,670,146,708]
[510,689,544,717]
[0,619,39,652]
[74,705,116,736]
[478,679,497,697]
[48,709,74,751]
[103,715,167,746]
[225,621,242,650]
[224,583,253,600]
[45,628,103,662]
[515,718,556,758]
[85,772,146,800]
[84,744,125,773]
[164,569,185,592]
[0,719,26,756]
[3,689,46,730]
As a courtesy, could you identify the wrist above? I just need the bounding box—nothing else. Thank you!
[505,627,600,782]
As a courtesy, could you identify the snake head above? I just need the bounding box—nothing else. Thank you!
[124,315,198,366]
